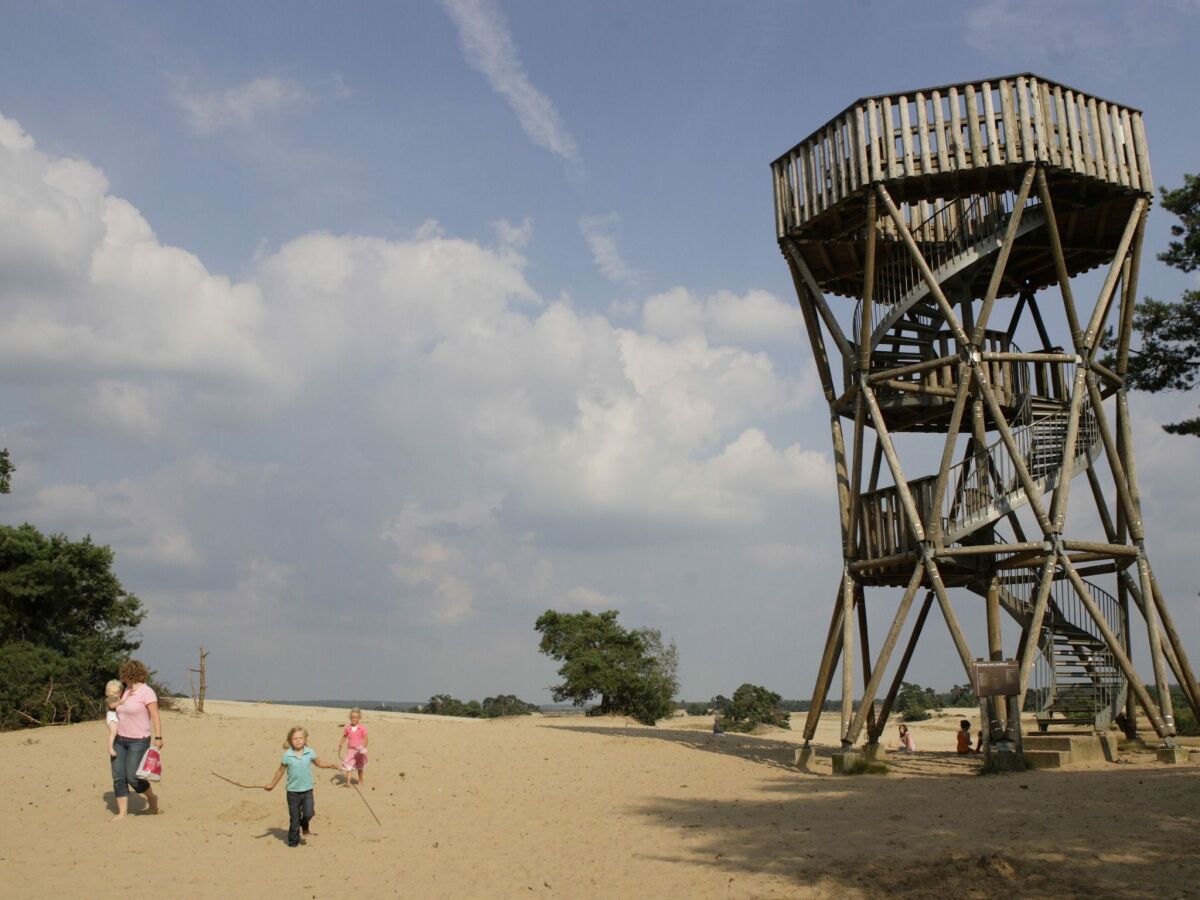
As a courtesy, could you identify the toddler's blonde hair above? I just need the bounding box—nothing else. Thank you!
[283,726,308,749]
[104,679,122,701]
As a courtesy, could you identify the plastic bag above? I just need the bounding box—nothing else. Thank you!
[136,746,162,782]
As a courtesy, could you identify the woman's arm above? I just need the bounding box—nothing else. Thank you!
[148,701,163,747]
[264,764,285,790]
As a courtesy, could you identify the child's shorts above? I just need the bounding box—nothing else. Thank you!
[342,747,368,770]
[106,710,119,725]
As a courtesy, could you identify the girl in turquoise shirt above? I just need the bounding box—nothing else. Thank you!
[264,726,339,846]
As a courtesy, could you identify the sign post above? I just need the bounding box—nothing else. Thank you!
[974,659,1023,767]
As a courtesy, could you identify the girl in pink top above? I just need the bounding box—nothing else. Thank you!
[337,708,369,786]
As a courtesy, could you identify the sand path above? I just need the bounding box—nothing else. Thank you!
[3,700,1198,898]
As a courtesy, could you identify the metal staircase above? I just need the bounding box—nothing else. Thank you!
[847,193,1123,733]
[995,565,1127,732]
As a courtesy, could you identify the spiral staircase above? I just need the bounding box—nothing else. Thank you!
[849,192,1124,733]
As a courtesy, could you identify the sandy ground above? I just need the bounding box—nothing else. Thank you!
[4,700,1199,899]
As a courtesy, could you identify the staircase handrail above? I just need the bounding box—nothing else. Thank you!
[851,189,1043,347]
[941,384,1097,540]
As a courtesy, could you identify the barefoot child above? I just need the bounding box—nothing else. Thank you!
[264,726,339,847]
[104,679,122,758]
[337,708,369,786]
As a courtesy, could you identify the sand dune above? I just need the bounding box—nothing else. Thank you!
[4,699,1198,898]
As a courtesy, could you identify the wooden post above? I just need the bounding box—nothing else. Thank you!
[840,567,856,748]
[802,585,846,743]
[845,562,925,746]
[1035,168,1085,351]
[188,646,210,715]
[855,585,878,740]
[986,577,1007,734]
[871,591,935,742]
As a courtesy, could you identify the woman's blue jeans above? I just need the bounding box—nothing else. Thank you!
[111,735,151,798]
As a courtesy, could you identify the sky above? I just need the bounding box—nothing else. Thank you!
[1,0,1198,704]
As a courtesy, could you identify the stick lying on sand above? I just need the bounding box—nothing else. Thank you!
[212,771,259,790]
[353,782,382,826]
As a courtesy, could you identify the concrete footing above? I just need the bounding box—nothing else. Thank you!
[831,751,862,774]
[793,746,814,769]
[984,751,1026,772]
[1099,733,1121,762]
[864,743,888,762]
[1157,745,1189,764]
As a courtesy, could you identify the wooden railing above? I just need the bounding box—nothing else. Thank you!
[773,74,1151,237]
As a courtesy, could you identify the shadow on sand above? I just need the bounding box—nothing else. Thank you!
[550,724,1200,897]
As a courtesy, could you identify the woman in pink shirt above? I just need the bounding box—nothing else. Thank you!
[110,659,163,819]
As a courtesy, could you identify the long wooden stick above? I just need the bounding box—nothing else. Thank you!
[212,771,259,790]
[353,782,383,826]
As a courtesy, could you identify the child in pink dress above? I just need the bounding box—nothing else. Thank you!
[337,708,369,786]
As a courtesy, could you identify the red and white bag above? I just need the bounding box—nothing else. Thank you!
[136,747,162,782]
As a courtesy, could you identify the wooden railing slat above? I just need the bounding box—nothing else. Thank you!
[999,78,1019,163]
[916,92,932,174]
[932,90,949,173]
[1132,112,1152,191]
[899,95,916,176]
[1088,97,1107,178]
[982,82,1001,166]
[882,97,898,177]
[1016,76,1035,169]
[1029,76,1048,161]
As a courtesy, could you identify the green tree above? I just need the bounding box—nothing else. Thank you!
[534,609,678,725]
[896,682,936,722]
[938,683,977,708]
[1110,175,1200,436]
[0,524,144,729]
[720,683,790,733]
[0,449,12,494]
[480,694,539,718]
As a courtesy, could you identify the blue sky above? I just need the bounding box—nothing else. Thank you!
[1,0,1197,703]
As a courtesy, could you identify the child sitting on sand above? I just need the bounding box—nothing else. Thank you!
[104,679,122,758]
[956,719,975,754]
[897,723,916,752]
[337,708,369,786]
[264,726,340,847]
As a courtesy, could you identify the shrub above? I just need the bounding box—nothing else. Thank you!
[720,683,791,733]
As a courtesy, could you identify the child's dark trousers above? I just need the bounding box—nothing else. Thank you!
[286,789,314,846]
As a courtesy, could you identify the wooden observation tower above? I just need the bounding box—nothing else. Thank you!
[772,74,1200,760]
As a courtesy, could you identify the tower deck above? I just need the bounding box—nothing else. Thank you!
[772,74,1150,301]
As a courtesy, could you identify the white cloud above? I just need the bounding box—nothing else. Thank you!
[441,0,579,163]
[172,76,308,135]
[1,109,829,650]
[644,286,800,345]
[580,213,639,287]
[0,115,271,393]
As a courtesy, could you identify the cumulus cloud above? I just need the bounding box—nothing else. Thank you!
[172,76,308,134]
[580,213,639,287]
[0,111,832,693]
[643,286,800,345]
[441,0,579,163]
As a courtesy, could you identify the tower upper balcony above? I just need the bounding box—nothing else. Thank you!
[773,74,1151,301]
